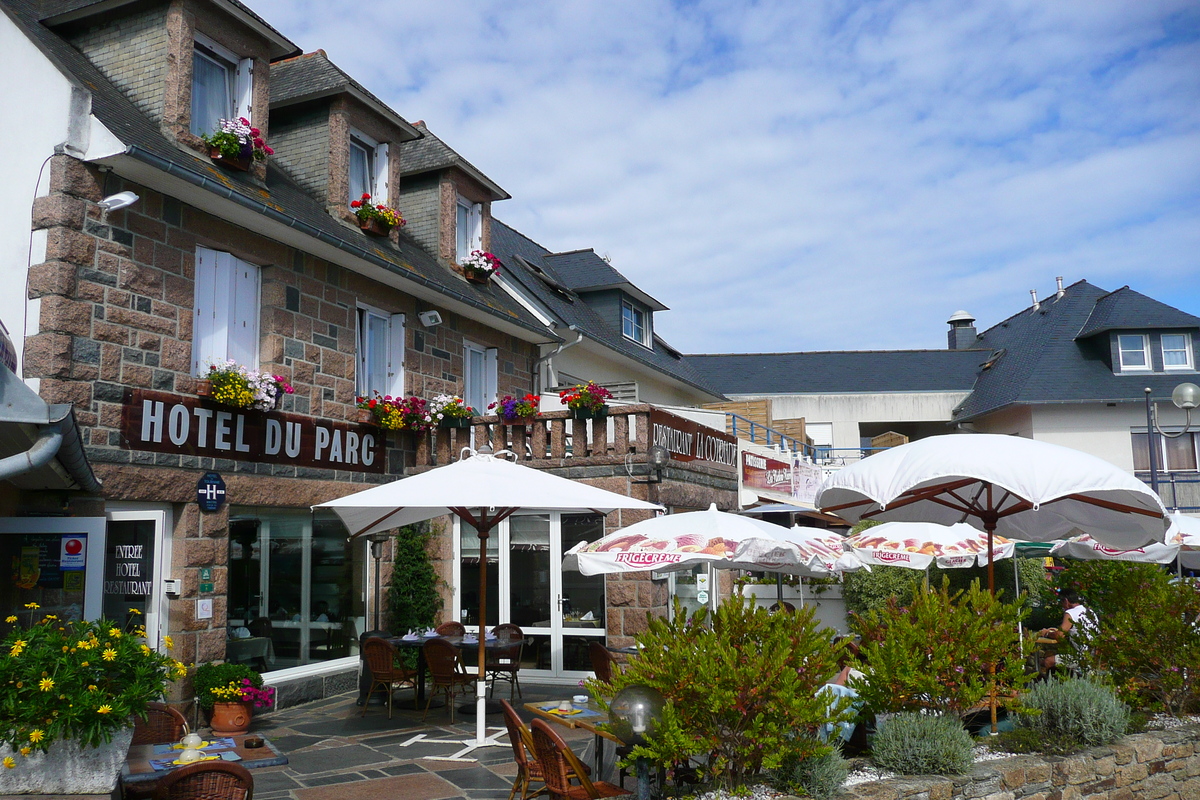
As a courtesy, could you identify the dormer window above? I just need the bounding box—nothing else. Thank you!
[191,33,252,137]
[1117,334,1150,371]
[1162,333,1194,370]
[456,198,482,262]
[349,131,389,206]
[622,298,650,347]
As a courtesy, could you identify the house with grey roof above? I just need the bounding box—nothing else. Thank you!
[689,279,1200,511]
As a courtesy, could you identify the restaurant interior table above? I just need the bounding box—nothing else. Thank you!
[120,734,288,790]
[225,635,275,668]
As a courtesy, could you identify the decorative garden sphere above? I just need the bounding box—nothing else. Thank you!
[608,684,665,746]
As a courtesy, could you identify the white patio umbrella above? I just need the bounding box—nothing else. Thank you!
[1167,513,1200,571]
[1050,533,1180,564]
[846,521,1016,570]
[316,448,661,746]
[816,434,1169,595]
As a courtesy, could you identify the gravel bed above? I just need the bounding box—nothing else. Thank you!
[1146,714,1200,730]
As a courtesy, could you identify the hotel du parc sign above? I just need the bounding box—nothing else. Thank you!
[121,390,385,473]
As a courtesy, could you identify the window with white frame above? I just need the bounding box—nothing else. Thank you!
[1117,334,1150,371]
[456,198,482,262]
[192,247,260,375]
[1132,431,1199,472]
[621,299,650,347]
[348,132,388,206]
[1162,333,1194,370]
[191,34,252,137]
[356,306,405,399]
[463,342,498,414]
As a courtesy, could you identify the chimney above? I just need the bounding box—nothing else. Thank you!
[947,310,977,350]
[1030,289,1040,311]
[1054,276,1065,300]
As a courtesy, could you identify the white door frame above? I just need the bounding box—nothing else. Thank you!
[106,504,173,651]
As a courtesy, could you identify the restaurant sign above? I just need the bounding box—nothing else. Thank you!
[648,409,737,470]
[121,390,385,474]
[739,443,824,505]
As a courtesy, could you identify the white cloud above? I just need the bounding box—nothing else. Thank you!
[252,0,1200,352]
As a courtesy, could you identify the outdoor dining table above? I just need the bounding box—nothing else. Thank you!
[390,632,523,707]
[525,699,621,775]
[120,733,288,791]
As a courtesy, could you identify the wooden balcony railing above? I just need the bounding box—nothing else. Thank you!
[413,405,656,468]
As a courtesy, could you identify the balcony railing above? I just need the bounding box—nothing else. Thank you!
[1136,471,1200,512]
[414,405,656,468]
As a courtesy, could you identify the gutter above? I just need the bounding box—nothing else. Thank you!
[0,419,63,482]
[118,145,558,343]
[533,326,583,394]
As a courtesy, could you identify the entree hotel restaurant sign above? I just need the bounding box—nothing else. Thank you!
[121,389,385,473]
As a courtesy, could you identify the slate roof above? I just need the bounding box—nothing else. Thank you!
[489,221,725,400]
[542,250,667,311]
[687,350,987,395]
[270,51,420,139]
[952,280,1200,421]
[397,122,508,201]
[1075,286,1200,339]
[3,0,549,340]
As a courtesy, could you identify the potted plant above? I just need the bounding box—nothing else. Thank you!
[354,393,434,432]
[459,250,502,284]
[200,117,273,171]
[429,394,476,428]
[0,605,187,794]
[558,381,614,420]
[350,193,405,236]
[193,662,274,737]
[199,361,294,411]
[489,393,540,424]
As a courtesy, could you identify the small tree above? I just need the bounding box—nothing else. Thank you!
[385,522,443,653]
[601,598,853,790]
[850,578,1032,717]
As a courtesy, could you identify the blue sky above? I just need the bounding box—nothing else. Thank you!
[252,0,1200,352]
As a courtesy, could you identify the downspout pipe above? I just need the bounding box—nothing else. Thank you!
[0,418,64,482]
[533,325,583,395]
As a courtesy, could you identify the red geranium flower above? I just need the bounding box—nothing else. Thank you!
[351,200,362,208]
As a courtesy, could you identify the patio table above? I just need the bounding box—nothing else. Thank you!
[120,733,287,791]
[391,632,523,708]
[525,699,621,774]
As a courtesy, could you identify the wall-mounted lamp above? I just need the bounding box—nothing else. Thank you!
[98,191,140,212]
[417,310,442,328]
[634,444,669,484]
[1143,382,1200,496]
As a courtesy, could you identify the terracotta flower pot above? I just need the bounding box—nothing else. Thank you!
[463,267,491,285]
[209,701,253,737]
[356,409,376,425]
[208,147,252,172]
[195,379,213,398]
[358,217,392,237]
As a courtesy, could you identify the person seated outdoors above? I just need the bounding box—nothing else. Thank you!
[1039,591,1096,672]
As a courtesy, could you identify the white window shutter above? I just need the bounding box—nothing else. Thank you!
[192,246,219,375]
[387,313,405,397]
[373,142,389,205]
[227,258,259,366]
[484,348,499,408]
[470,203,483,251]
[235,58,253,122]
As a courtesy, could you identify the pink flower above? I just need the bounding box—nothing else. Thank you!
[239,117,250,126]
[263,145,274,155]
[253,137,264,148]
[250,127,260,136]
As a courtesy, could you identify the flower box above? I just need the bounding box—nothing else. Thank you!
[439,416,472,429]
[356,409,376,425]
[571,406,609,420]
[463,267,491,284]
[208,146,252,172]
[0,728,132,794]
[359,217,392,237]
[196,379,213,398]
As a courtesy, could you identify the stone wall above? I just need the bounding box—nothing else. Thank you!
[835,724,1200,800]
[68,4,170,122]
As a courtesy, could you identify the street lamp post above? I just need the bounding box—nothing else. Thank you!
[1143,382,1200,500]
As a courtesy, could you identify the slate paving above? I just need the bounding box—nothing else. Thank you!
[231,683,600,800]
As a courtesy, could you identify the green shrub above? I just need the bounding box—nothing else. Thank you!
[1016,676,1129,748]
[850,579,1032,717]
[989,727,1080,757]
[1053,561,1164,619]
[604,598,853,789]
[193,662,263,710]
[385,522,444,667]
[871,712,974,774]
[768,741,850,799]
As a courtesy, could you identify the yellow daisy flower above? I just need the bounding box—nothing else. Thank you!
[4,615,16,623]
[102,648,117,661]
[128,608,141,615]
[29,730,43,743]
[38,678,54,692]
[80,661,89,668]
[19,747,30,756]
[140,644,151,655]
[87,685,98,692]
[96,705,113,715]
[164,635,174,650]
[23,602,39,610]
[3,756,14,769]
[108,628,121,638]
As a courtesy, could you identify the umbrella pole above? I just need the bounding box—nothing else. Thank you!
[984,503,998,735]
[1015,560,1023,656]
[476,523,491,746]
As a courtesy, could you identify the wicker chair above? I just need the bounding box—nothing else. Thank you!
[361,636,417,719]
[487,623,525,700]
[151,760,254,800]
[423,637,476,723]
[530,718,630,799]
[132,701,189,745]
[436,620,467,637]
[587,641,618,684]
[500,700,589,800]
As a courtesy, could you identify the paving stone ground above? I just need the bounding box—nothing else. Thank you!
[232,684,601,800]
